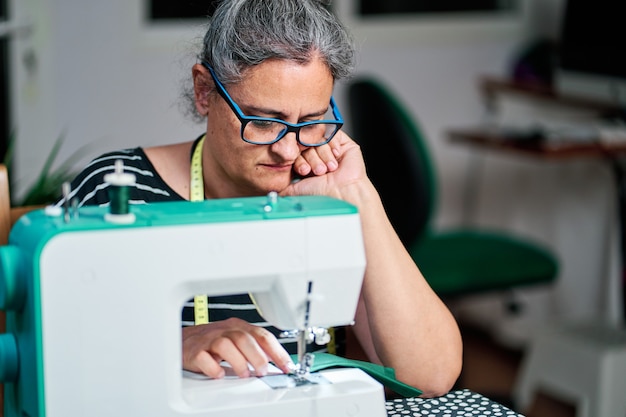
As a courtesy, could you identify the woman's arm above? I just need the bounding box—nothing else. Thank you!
[283,131,463,397]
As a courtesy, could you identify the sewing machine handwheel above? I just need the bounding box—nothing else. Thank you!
[0,245,26,311]
[0,333,18,382]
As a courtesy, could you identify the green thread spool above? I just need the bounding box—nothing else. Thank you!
[104,160,136,224]
[108,184,130,215]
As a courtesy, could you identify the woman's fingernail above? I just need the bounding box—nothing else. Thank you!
[286,360,297,374]
[299,165,311,176]
[314,164,326,175]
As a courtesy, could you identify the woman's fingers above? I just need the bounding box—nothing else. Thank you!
[181,318,291,379]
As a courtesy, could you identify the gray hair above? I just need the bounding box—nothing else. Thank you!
[181,0,355,121]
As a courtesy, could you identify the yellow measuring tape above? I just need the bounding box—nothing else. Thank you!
[190,135,209,325]
[189,135,337,353]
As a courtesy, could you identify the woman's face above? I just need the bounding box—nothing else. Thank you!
[196,57,334,199]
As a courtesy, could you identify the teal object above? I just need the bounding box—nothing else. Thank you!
[0,245,26,310]
[0,195,358,417]
[0,333,18,382]
[347,78,558,297]
[291,353,423,398]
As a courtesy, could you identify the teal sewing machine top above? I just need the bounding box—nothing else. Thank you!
[10,194,357,250]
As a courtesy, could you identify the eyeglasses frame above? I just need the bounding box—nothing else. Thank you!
[200,60,344,147]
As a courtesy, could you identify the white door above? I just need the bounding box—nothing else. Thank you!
[0,0,33,170]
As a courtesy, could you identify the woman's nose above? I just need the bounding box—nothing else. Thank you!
[269,132,303,161]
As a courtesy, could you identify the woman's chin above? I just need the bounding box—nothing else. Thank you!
[255,178,292,195]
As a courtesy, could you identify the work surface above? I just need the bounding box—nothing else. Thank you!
[386,390,523,416]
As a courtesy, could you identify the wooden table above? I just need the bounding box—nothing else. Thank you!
[448,127,626,159]
[449,126,626,319]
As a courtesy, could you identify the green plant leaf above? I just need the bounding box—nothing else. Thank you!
[7,132,92,206]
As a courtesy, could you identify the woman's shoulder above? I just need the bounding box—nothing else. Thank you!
[71,146,155,187]
[82,146,150,170]
[143,141,194,199]
[66,144,187,207]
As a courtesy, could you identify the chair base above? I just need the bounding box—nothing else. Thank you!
[513,321,626,417]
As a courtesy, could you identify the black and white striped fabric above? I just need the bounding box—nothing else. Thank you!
[58,146,180,208]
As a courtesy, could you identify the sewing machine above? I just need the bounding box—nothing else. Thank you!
[0,193,386,417]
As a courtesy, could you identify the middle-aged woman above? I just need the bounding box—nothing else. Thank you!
[59,0,463,397]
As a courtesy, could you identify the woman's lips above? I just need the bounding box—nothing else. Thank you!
[260,163,293,172]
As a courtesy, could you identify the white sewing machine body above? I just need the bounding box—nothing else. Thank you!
[0,196,386,417]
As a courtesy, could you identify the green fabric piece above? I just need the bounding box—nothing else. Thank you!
[290,353,422,398]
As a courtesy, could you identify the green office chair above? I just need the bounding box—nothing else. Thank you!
[347,78,558,297]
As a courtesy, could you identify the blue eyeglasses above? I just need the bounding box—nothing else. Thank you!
[201,60,344,147]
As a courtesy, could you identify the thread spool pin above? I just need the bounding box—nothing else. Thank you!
[62,182,71,223]
[264,191,279,212]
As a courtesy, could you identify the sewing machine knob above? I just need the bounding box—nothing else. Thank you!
[263,191,279,212]
[0,245,26,311]
[0,333,19,382]
[313,328,331,345]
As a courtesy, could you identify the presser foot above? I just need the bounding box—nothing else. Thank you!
[260,352,328,389]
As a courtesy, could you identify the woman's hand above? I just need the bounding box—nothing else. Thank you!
[293,141,338,177]
[182,318,294,379]
[285,131,368,201]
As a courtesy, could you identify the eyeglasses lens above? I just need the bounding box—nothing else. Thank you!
[242,106,339,146]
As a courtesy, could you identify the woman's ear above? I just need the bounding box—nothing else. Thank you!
[192,63,213,116]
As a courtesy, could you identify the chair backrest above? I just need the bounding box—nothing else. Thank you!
[1,164,45,245]
[1,163,12,246]
[0,164,9,415]
[347,78,437,246]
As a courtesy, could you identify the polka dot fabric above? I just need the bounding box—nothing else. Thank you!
[385,389,524,417]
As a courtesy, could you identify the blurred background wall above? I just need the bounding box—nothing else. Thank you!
[7,0,620,346]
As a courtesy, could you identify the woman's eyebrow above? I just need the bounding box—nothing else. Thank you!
[242,103,329,120]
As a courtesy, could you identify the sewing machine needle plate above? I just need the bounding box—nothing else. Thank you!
[260,373,331,389]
